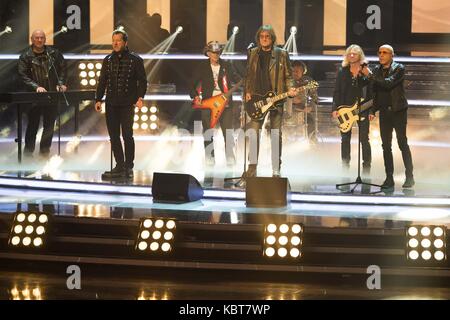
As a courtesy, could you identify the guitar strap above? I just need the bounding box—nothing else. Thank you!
[274,47,281,108]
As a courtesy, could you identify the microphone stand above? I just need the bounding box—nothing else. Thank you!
[335,74,381,194]
[46,49,69,156]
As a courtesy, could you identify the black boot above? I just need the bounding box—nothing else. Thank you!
[235,165,257,188]
[402,175,415,188]
[125,167,134,179]
[381,175,395,189]
[101,165,125,180]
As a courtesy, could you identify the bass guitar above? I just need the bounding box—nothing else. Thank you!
[336,99,373,133]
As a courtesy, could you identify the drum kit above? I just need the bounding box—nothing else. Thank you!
[283,91,321,143]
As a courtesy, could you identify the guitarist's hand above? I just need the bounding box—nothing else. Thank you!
[369,114,375,121]
[288,88,297,98]
[245,93,252,102]
[193,96,202,105]
[332,111,338,118]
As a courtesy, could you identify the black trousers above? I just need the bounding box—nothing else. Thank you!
[340,114,371,168]
[247,107,283,171]
[24,104,57,155]
[202,106,235,162]
[379,108,413,178]
[105,104,135,169]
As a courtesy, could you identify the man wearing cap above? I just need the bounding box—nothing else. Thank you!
[362,44,414,189]
[190,40,238,167]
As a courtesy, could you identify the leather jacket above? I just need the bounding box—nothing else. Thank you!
[244,46,294,96]
[18,46,66,92]
[369,61,408,113]
[95,49,147,106]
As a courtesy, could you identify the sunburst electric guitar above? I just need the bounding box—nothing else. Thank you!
[192,79,243,128]
[245,81,319,121]
[336,99,373,133]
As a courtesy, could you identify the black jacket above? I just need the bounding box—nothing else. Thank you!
[369,61,408,113]
[332,66,369,112]
[190,59,237,100]
[18,46,66,92]
[96,49,147,106]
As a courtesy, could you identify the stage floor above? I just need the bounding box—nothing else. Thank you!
[0,185,449,228]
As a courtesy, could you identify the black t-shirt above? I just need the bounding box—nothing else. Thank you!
[376,67,392,109]
[255,50,272,95]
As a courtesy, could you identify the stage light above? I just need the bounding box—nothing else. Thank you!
[232,26,239,35]
[290,26,297,34]
[9,212,50,249]
[135,218,177,254]
[150,106,158,113]
[10,286,42,300]
[176,26,183,34]
[117,25,125,32]
[141,106,148,113]
[149,115,157,122]
[435,251,445,261]
[434,239,444,249]
[149,123,158,130]
[263,223,304,259]
[140,123,148,130]
[133,123,139,130]
[141,114,148,121]
[78,61,101,88]
[406,225,447,263]
[60,26,68,33]
[407,226,418,237]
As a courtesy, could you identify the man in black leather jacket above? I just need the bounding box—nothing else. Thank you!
[362,44,414,189]
[18,29,67,158]
[95,29,147,180]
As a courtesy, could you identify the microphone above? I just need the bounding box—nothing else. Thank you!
[247,42,255,50]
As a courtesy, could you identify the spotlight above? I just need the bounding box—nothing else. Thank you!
[135,218,177,254]
[78,61,102,88]
[232,26,239,35]
[117,25,125,32]
[4,26,12,34]
[176,26,183,34]
[290,26,297,34]
[263,223,304,259]
[60,26,68,33]
[8,212,50,249]
[406,225,447,263]
[149,106,158,114]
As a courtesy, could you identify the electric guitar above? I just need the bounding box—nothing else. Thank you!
[245,81,319,121]
[192,79,243,128]
[336,99,373,133]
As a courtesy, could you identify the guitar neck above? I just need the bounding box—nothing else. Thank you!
[224,79,243,98]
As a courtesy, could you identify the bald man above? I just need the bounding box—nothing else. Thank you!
[18,29,67,158]
[362,44,414,189]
